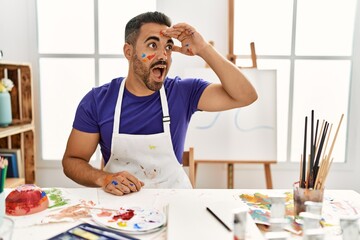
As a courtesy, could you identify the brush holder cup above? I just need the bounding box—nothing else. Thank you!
[293,182,324,217]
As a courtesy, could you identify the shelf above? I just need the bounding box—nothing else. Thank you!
[0,63,36,185]
[0,123,34,138]
[5,178,25,188]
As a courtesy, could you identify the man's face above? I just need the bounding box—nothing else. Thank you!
[132,23,174,91]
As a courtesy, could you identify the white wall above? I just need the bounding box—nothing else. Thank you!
[157,0,228,77]
[1,0,359,191]
[0,0,35,63]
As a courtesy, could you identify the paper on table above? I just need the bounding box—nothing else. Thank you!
[167,199,265,240]
[206,201,249,231]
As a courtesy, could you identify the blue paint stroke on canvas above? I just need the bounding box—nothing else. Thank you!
[195,109,274,131]
[195,112,221,129]
[234,110,274,132]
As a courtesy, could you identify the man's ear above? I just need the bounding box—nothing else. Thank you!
[123,43,133,60]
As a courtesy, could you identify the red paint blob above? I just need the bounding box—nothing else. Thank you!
[5,184,49,216]
[113,209,135,221]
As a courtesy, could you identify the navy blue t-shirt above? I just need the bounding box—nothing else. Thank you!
[73,76,210,164]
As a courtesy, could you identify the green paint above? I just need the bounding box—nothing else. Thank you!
[45,188,70,208]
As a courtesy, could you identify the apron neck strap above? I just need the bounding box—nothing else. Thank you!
[113,78,171,134]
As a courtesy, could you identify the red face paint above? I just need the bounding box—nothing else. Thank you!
[147,54,155,60]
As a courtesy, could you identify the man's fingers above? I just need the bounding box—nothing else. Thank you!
[115,171,143,191]
[105,181,124,196]
[171,45,182,53]
[101,172,143,196]
[162,29,182,38]
[117,178,137,192]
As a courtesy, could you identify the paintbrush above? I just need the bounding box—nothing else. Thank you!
[300,111,344,189]
[301,116,307,188]
[73,205,120,212]
[314,114,344,189]
[312,122,329,183]
[309,110,316,188]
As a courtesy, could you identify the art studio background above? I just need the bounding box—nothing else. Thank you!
[0,0,359,192]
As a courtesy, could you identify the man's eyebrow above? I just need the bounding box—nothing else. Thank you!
[144,36,174,45]
[144,36,160,43]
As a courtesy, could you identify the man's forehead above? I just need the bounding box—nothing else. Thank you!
[139,23,171,41]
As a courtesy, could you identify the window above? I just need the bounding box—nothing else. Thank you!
[36,0,156,161]
[234,0,357,163]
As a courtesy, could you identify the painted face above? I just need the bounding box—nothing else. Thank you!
[132,23,174,91]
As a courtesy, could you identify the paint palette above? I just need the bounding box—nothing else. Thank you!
[92,206,166,234]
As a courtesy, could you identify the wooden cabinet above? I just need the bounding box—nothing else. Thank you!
[0,63,36,187]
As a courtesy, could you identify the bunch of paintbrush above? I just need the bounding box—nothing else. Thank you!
[299,111,344,190]
[0,156,8,193]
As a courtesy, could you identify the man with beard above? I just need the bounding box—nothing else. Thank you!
[62,11,258,196]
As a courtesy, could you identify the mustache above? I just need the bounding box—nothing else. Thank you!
[150,60,167,69]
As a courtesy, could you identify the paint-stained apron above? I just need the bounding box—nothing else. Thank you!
[104,79,192,189]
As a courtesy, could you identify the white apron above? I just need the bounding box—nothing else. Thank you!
[104,79,192,189]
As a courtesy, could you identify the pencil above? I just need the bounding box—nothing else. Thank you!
[206,207,231,232]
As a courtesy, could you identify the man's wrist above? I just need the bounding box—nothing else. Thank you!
[197,43,215,59]
[96,173,112,188]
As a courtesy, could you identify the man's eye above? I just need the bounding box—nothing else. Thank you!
[149,43,157,49]
[166,45,173,51]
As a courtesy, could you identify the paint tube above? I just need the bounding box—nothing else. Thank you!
[233,208,247,240]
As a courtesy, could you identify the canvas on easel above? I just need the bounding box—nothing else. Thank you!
[184,68,277,161]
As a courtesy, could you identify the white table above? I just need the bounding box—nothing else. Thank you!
[3,188,360,240]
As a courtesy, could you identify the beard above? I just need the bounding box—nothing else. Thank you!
[132,53,165,92]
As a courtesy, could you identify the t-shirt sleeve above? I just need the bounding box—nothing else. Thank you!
[195,79,211,112]
[73,89,100,133]
[183,77,211,114]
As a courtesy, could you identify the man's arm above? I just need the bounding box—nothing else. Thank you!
[62,128,143,195]
[162,23,258,111]
[62,128,104,187]
[197,44,258,111]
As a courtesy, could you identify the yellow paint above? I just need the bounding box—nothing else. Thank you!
[71,228,99,240]
[118,221,127,227]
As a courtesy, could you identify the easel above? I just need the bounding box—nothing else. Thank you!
[239,42,258,68]
[195,42,276,189]
[193,0,277,189]
[196,41,276,189]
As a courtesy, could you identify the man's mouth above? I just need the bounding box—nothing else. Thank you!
[151,61,167,80]
[152,66,166,78]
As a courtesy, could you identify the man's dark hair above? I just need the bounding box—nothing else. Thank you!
[125,11,172,45]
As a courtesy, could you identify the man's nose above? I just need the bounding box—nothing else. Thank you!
[157,48,168,60]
